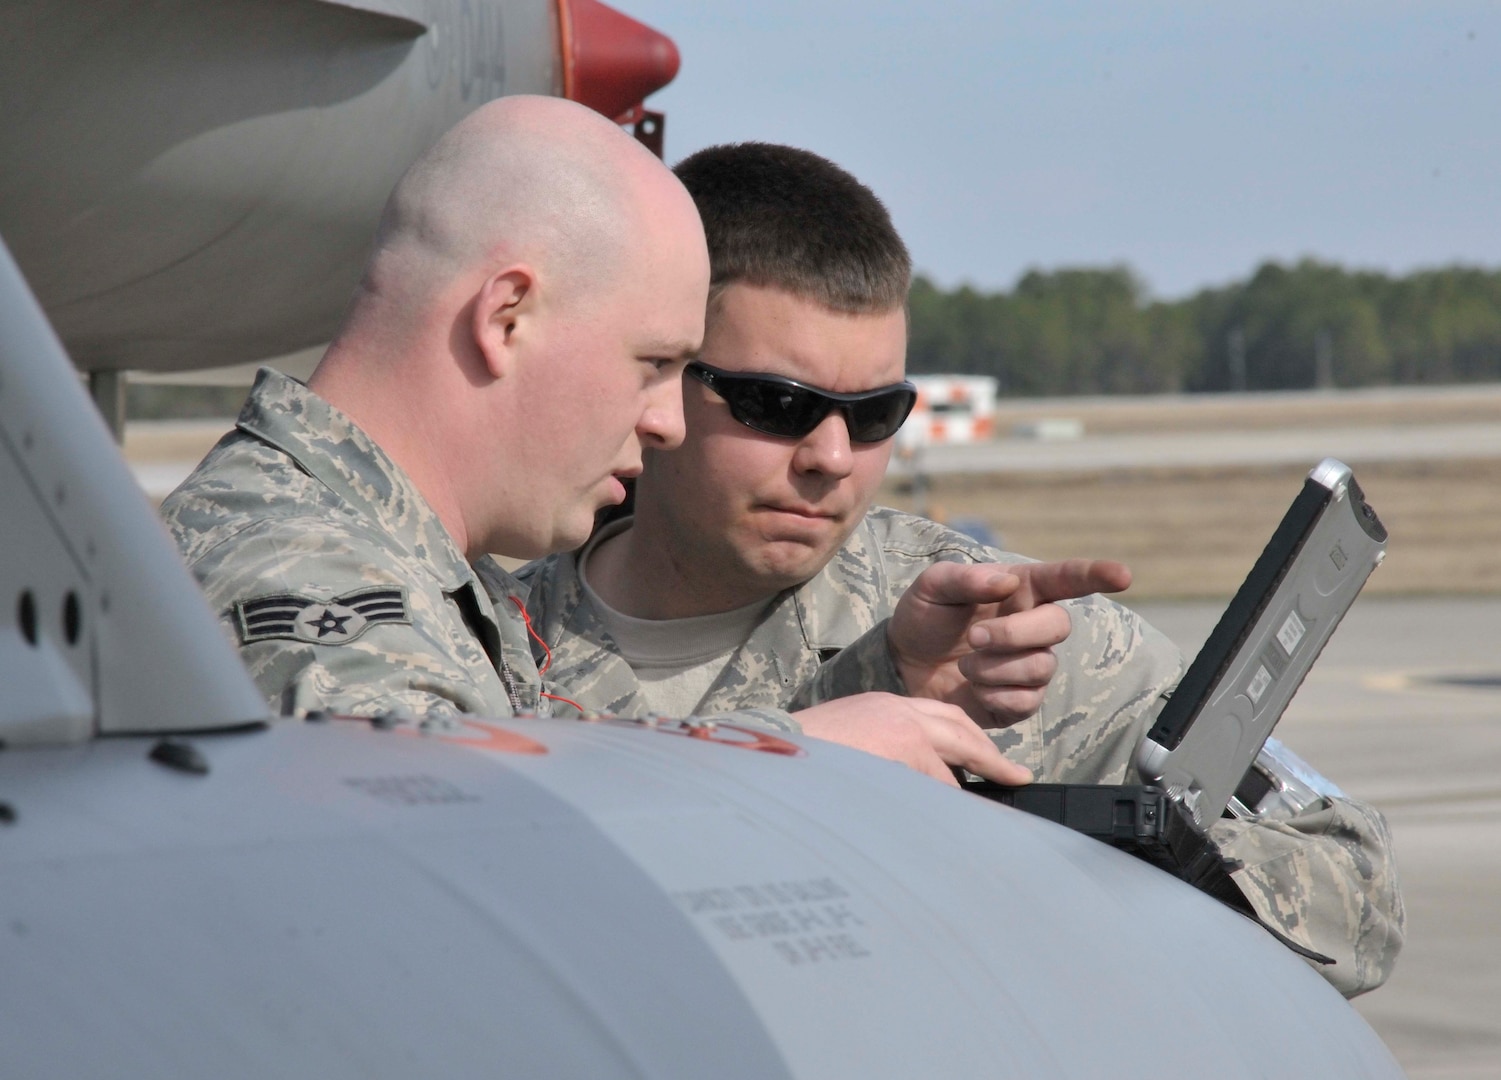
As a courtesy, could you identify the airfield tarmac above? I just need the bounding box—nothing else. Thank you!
[876,383,1501,598]
[889,383,1501,476]
[126,381,1499,1075]
[1132,598,1501,1080]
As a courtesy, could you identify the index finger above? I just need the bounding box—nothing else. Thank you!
[1006,559,1132,610]
[909,560,1022,608]
[957,743,1034,786]
[911,700,1034,785]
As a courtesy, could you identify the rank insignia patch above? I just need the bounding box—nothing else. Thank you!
[233,586,411,646]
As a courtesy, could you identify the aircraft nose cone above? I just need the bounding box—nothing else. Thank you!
[561,0,681,122]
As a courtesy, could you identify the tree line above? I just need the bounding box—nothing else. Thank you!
[906,260,1501,395]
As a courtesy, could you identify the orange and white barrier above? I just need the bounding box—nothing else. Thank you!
[896,375,999,452]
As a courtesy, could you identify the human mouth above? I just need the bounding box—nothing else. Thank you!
[600,459,643,506]
[760,502,840,523]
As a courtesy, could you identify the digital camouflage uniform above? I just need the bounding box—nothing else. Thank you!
[520,506,1404,996]
[159,368,796,733]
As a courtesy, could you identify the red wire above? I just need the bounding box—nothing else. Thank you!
[508,596,584,714]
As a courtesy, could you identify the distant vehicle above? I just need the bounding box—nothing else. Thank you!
[896,374,999,454]
[0,6,1406,1076]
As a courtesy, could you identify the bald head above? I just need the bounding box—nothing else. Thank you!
[311,95,709,562]
[362,96,663,314]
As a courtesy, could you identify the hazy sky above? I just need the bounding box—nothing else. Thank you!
[623,1,1501,298]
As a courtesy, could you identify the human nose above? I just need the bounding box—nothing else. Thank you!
[637,367,686,450]
[791,409,855,479]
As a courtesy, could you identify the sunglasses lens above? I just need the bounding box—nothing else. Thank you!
[726,383,828,438]
[845,388,917,443]
[692,364,915,443]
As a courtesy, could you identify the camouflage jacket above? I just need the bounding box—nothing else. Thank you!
[520,506,1403,996]
[160,369,544,719]
[160,369,798,736]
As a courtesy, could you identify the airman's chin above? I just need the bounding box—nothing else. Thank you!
[746,539,842,591]
[556,518,600,556]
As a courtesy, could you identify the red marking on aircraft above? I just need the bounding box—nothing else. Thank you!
[560,0,680,122]
[333,715,549,755]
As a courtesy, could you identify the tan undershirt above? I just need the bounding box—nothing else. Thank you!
[579,520,771,716]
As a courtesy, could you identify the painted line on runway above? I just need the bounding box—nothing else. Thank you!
[888,421,1501,475]
[1363,670,1501,696]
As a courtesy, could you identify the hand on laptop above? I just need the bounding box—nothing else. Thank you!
[795,693,1033,788]
[887,559,1133,727]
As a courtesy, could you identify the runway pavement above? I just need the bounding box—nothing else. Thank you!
[131,417,1501,501]
[1130,596,1501,1080]
[890,421,1501,476]
[128,382,1501,499]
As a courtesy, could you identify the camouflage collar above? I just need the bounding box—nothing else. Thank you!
[235,367,474,590]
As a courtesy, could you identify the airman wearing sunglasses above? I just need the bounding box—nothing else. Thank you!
[519,142,1403,996]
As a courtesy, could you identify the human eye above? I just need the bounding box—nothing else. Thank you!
[644,355,689,379]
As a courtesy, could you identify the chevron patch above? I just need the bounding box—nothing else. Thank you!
[233,586,411,646]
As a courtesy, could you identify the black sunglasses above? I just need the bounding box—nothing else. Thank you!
[685,362,917,444]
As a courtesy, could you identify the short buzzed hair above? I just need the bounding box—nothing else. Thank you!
[673,143,910,314]
[366,97,635,312]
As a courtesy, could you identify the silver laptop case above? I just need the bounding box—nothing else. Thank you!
[1135,458,1387,831]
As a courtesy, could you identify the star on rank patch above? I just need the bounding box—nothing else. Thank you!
[233,586,412,646]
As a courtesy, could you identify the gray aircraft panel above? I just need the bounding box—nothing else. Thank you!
[510,716,1403,1076]
[0,725,797,1080]
[311,0,431,32]
[1,716,1406,1079]
[0,0,560,371]
[0,238,269,740]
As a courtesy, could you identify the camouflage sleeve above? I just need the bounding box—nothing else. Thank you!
[785,620,906,709]
[1209,797,1405,998]
[706,707,803,735]
[1006,596,1184,781]
[182,519,515,720]
[236,632,503,720]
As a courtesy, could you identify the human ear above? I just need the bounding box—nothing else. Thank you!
[471,267,534,380]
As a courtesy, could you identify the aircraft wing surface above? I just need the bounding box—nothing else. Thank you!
[0,713,1406,1079]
